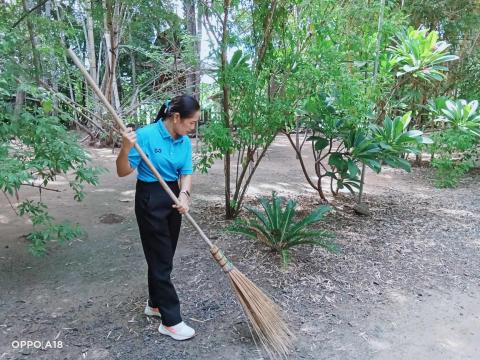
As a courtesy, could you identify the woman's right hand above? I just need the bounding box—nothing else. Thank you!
[122,127,137,150]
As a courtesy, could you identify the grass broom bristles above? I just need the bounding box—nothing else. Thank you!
[211,245,296,359]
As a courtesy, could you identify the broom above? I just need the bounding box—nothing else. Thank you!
[66,48,295,358]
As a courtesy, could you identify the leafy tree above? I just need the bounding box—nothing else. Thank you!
[0,84,104,255]
[198,0,300,218]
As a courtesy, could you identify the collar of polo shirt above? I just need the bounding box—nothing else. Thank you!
[157,120,185,144]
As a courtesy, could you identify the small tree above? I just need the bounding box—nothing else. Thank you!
[198,1,306,218]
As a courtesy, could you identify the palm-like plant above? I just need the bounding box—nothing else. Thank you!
[388,27,459,82]
[228,192,337,265]
[435,100,480,137]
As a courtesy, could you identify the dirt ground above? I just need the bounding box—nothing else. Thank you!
[1,135,479,360]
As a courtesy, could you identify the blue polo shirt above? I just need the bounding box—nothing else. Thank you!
[128,120,193,182]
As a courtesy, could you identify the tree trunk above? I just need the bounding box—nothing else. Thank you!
[99,0,123,145]
[358,0,385,206]
[100,0,121,111]
[85,0,97,81]
[23,0,42,84]
[221,0,232,219]
[14,89,26,120]
[52,1,78,123]
[195,0,203,98]
[184,0,198,97]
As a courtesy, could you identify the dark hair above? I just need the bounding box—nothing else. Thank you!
[154,95,200,122]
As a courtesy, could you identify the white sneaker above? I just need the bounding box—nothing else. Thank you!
[144,301,161,317]
[158,321,195,340]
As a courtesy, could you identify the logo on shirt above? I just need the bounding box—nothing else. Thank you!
[154,148,162,153]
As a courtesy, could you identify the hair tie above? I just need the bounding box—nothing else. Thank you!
[165,100,171,115]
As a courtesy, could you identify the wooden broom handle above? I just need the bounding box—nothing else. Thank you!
[66,48,214,249]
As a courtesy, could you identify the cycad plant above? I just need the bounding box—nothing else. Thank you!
[228,192,337,265]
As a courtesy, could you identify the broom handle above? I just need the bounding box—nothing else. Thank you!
[66,48,214,249]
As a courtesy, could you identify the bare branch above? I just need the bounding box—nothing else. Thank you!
[12,0,50,28]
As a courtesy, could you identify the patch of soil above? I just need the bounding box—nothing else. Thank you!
[99,214,126,224]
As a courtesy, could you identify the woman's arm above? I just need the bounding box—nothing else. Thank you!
[179,174,192,195]
[173,174,192,214]
[116,128,136,177]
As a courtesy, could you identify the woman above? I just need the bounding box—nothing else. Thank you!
[116,95,200,340]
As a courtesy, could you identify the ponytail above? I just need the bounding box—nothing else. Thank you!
[154,100,171,123]
[154,95,199,123]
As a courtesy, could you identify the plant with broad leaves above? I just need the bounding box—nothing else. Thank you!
[370,111,433,171]
[434,100,480,137]
[227,192,337,266]
[427,99,480,187]
[388,27,459,82]
[296,97,431,199]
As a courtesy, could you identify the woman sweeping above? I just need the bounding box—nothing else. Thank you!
[116,95,200,340]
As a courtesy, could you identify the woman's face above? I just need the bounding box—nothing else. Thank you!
[173,110,200,136]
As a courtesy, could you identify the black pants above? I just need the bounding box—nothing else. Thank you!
[135,179,182,326]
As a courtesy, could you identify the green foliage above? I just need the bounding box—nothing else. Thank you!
[428,99,480,187]
[228,192,337,265]
[199,2,300,217]
[302,99,431,197]
[435,100,480,137]
[458,50,480,100]
[291,19,460,201]
[424,96,449,117]
[18,200,84,256]
[388,27,459,82]
[430,129,477,188]
[195,115,234,173]
[0,81,105,254]
[431,158,475,188]
[371,112,432,171]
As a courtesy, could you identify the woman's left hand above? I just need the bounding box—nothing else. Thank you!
[173,193,189,214]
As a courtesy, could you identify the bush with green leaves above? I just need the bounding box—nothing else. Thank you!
[285,22,457,203]
[435,100,480,137]
[0,83,105,255]
[388,27,458,82]
[227,192,337,265]
[428,99,480,187]
[295,102,431,199]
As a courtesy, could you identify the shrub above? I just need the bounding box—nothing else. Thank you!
[228,192,337,265]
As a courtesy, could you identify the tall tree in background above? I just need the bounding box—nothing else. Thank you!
[183,0,201,98]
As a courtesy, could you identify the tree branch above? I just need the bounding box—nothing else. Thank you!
[21,183,61,192]
[284,131,318,191]
[2,191,18,216]
[12,0,50,28]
